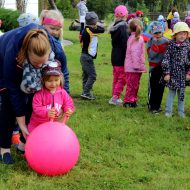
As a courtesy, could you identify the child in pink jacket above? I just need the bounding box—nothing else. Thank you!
[124,18,146,107]
[28,61,74,133]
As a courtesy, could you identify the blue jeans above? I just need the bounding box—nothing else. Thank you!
[166,88,185,116]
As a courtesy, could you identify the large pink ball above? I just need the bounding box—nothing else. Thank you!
[25,122,80,176]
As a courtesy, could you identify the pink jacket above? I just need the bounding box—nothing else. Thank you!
[124,32,146,73]
[28,87,74,132]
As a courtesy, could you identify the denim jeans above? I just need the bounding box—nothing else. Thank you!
[166,88,185,116]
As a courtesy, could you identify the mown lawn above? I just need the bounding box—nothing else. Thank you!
[0,19,190,190]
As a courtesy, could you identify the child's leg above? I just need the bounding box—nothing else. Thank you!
[112,67,118,97]
[165,88,176,116]
[148,66,165,111]
[112,66,126,98]
[80,54,96,95]
[177,90,185,117]
[124,72,142,104]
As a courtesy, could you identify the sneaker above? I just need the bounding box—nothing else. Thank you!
[178,113,186,118]
[1,152,15,164]
[123,102,138,108]
[165,112,172,117]
[108,97,123,106]
[81,93,96,100]
[16,147,25,155]
[12,133,20,146]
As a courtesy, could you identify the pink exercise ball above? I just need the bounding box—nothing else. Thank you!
[25,122,80,176]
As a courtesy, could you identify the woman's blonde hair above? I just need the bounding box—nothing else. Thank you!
[17,29,51,65]
[39,9,64,43]
[129,18,143,40]
[42,75,64,87]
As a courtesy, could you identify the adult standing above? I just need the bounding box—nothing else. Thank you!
[0,23,68,164]
[77,0,88,36]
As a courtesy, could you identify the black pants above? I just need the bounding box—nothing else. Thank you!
[0,90,16,148]
[0,90,33,147]
[148,66,165,111]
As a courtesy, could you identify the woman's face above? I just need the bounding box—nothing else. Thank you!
[28,52,49,69]
[43,25,62,38]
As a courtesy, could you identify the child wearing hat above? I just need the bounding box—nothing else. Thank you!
[171,12,180,31]
[80,11,105,100]
[108,5,129,106]
[184,11,190,27]
[147,21,169,113]
[161,22,190,117]
[27,60,74,133]
[17,13,39,27]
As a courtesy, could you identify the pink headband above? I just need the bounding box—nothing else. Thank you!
[42,17,62,27]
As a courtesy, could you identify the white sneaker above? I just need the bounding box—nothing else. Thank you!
[165,112,172,117]
[108,97,123,106]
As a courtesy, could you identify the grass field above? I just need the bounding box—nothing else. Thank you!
[0,19,190,190]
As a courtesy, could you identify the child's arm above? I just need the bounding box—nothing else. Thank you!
[32,92,49,118]
[161,43,171,79]
[89,25,105,34]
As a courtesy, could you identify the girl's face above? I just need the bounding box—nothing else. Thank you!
[28,52,49,69]
[175,31,188,42]
[44,25,62,38]
[44,75,61,93]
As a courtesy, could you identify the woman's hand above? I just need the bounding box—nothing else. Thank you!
[164,74,170,82]
[20,125,29,139]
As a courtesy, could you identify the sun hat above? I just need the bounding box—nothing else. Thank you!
[149,21,164,34]
[17,13,39,27]
[114,5,128,17]
[172,21,190,36]
[42,61,62,76]
[85,11,98,25]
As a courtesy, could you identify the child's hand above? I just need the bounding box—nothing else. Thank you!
[48,108,57,119]
[164,74,170,82]
[186,74,190,81]
[65,108,73,117]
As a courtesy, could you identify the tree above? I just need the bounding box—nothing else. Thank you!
[16,0,28,13]
[0,0,5,8]
[48,0,57,9]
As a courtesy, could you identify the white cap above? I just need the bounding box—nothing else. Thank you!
[174,12,179,18]
[157,15,164,21]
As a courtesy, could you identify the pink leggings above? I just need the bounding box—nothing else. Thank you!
[112,66,126,98]
[124,72,142,103]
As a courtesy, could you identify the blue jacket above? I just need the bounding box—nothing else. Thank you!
[0,23,69,117]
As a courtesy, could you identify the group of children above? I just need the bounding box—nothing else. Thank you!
[108,5,190,118]
[79,5,190,119]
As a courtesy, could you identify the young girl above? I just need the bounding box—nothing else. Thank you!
[28,61,74,133]
[161,22,190,117]
[109,5,129,106]
[123,18,146,108]
[39,9,70,94]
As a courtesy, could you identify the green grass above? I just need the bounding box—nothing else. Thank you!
[1,19,190,190]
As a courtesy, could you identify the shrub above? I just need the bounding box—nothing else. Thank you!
[0,8,20,32]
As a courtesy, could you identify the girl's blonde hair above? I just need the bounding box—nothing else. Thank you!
[39,9,64,43]
[42,75,64,87]
[17,29,51,65]
[129,18,143,40]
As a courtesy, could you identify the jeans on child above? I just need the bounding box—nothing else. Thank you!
[166,88,184,116]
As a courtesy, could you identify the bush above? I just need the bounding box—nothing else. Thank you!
[0,8,20,32]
